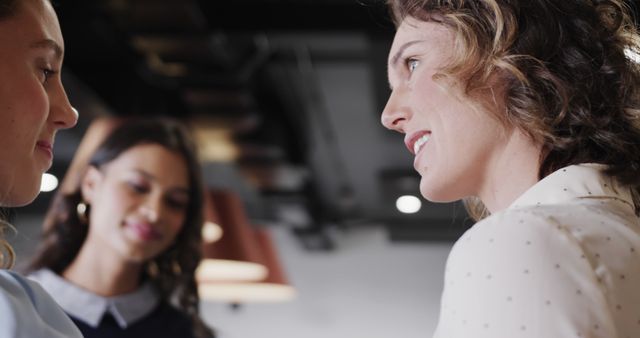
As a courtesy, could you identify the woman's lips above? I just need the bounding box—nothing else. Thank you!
[404,131,431,155]
[36,140,53,159]
[126,222,162,241]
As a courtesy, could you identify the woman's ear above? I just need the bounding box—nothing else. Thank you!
[80,166,103,204]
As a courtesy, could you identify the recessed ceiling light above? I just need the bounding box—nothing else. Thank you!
[396,195,421,214]
[40,173,58,192]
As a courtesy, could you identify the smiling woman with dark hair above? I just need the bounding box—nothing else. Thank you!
[381,0,640,337]
[28,118,215,338]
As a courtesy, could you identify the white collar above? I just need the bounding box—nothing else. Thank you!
[29,268,159,329]
[509,163,634,210]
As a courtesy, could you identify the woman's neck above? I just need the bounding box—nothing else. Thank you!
[478,129,542,214]
[62,242,142,297]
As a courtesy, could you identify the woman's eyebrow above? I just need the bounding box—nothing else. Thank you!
[389,40,423,68]
[30,39,63,60]
[388,40,424,90]
[133,169,190,193]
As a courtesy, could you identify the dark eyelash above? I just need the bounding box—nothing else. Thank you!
[166,198,188,210]
[42,68,56,83]
[128,182,148,193]
[405,58,419,71]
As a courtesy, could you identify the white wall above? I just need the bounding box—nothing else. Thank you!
[201,226,452,338]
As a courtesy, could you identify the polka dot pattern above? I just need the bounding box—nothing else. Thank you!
[432,164,640,338]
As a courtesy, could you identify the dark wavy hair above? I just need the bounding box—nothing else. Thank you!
[27,118,214,338]
[388,0,640,218]
[0,0,53,18]
[0,0,17,18]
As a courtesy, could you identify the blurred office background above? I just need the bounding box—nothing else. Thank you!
[9,0,637,337]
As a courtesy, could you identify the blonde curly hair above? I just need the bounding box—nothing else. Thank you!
[388,0,640,220]
[0,216,15,269]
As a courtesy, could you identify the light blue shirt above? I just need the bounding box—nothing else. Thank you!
[0,269,83,338]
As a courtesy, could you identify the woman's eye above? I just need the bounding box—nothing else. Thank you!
[128,182,149,193]
[41,68,55,84]
[166,198,188,211]
[406,59,419,73]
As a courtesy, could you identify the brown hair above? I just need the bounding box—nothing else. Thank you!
[388,0,640,219]
[0,0,18,18]
[28,118,214,338]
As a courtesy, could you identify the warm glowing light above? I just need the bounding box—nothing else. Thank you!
[396,195,422,214]
[198,283,297,303]
[202,222,223,243]
[40,173,59,192]
[196,259,267,282]
[192,127,239,162]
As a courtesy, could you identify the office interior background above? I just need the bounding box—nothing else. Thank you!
[8,0,640,337]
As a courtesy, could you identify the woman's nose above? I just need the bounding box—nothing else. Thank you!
[140,197,162,223]
[381,89,409,133]
[49,81,78,130]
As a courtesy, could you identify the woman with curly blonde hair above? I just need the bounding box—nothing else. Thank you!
[0,0,82,336]
[381,0,640,337]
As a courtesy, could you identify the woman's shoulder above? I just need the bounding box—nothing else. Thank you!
[0,269,83,338]
[440,202,640,337]
[469,201,628,237]
[122,301,195,337]
[448,205,593,273]
[472,199,638,243]
[0,269,45,308]
[148,301,193,326]
[448,200,640,286]
[460,206,567,243]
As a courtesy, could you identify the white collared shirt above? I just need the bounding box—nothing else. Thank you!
[29,268,159,329]
[433,164,640,338]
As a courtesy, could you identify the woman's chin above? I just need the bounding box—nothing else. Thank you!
[419,177,462,204]
[2,185,40,207]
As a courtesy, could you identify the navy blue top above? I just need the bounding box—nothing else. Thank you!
[70,302,195,338]
[29,269,196,338]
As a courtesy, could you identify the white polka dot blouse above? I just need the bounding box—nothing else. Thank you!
[433,164,640,338]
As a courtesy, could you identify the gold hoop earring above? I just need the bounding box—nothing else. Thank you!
[76,202,89,224]
[147,261,159,278]
[171,259,182,276]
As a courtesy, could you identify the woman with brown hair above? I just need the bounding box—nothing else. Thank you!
[0,0,82,336]
[28,118,214,338]
[381,0,640,337]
